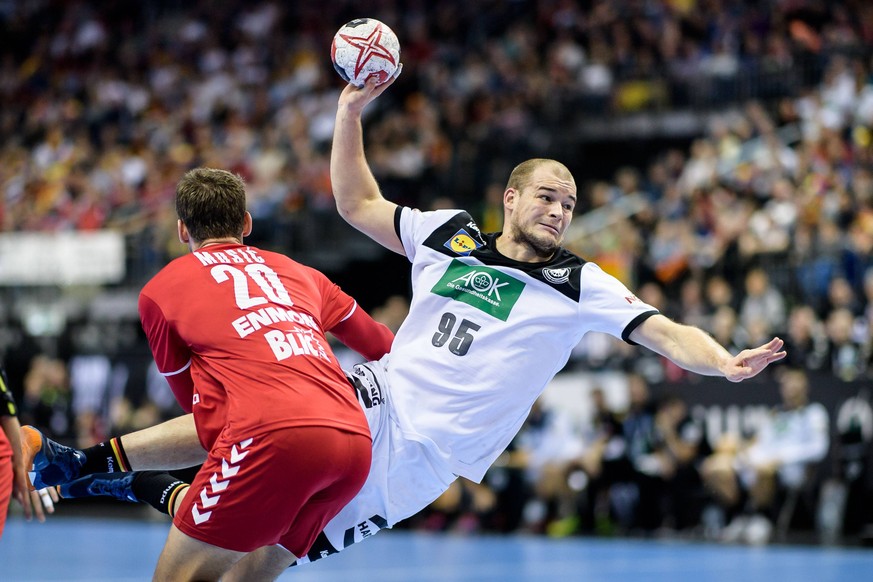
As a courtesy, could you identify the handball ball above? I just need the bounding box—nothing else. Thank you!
[331,18,401,87]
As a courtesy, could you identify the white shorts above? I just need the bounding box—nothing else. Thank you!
[295,358,456,565]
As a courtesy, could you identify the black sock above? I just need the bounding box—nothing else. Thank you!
[131,471,189,516]
[80,437,132,476]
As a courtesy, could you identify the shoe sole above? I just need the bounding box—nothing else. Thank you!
[20,425,44,490]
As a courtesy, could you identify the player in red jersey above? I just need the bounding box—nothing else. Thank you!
[47,167,392,581]
[1,365,59,538]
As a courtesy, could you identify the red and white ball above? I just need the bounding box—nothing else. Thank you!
[331,18,401,87]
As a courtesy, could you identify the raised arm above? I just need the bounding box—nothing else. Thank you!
[331,75,404,255]
[629,314,786,382]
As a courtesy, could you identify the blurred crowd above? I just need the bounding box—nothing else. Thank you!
[2,0,873,545]
[2,1,872,272]
[408,367,855,548]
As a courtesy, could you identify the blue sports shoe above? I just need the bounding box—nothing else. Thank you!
[60,472,139,503]
[21,426,85,489]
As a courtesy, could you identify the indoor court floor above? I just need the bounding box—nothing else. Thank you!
[2,515,873,581]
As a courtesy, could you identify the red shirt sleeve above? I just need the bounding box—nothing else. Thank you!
[139,292,195,413]
[308,266,394,361]
[329,303,395,361]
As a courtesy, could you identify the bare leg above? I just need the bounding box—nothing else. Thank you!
[160,478,295,581]
[224,545,297,582]
[749,465,777,510]
[121,415,206,470]
[152,525,246,582]
[701,453,740,507]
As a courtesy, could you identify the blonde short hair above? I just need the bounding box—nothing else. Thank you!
[506,159,573,191]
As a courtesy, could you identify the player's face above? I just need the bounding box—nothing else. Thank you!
[779,373,808,409]
[507,166,576,258]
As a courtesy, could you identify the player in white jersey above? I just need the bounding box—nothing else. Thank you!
[701,368,829,543]
[24,72,786,580]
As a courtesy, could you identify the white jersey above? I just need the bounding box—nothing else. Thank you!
[386,207,658,482]
[740,402,830,488]
[293,207,659,566]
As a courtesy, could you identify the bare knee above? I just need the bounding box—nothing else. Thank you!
[153,526,246,582]
[224,545,296,582]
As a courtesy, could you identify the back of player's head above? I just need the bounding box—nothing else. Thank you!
[175,168,247,243]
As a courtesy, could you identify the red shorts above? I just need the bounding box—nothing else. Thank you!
[0,454,12,539]
[173,426,371,556]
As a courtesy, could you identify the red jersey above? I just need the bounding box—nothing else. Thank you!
[139,243,369,450]
[0,368,15,459]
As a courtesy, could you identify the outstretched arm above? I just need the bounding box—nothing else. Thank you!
[331,74,404,254]
[629,314,786,382]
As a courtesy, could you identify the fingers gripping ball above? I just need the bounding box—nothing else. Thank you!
[331,18,400,87]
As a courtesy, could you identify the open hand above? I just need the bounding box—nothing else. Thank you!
[14,458,60,522]
[723,337,786,382]
[27,487,60,522]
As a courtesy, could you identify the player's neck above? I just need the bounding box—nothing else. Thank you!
[494,233,555,264]
[195,237,242,250]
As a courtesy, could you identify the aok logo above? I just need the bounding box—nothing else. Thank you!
[432,260,524,321]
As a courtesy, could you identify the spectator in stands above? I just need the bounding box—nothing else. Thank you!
[20,356,74,446]
[705,275,739,313]
[510,397,587,537]
[791,222,838,316]
[826,276,863,317]
[701,368,830,545]
[677,277,710,330]
[652,393,709,532]
[613,374,663,532]
[739,267,787,337]
[574,386,626,534]
[603,379,706,534]
[707,305,747,357]
[414,476,497,535]
[823,307,868,382]
[782,305,829,372]
[862,268,873,330]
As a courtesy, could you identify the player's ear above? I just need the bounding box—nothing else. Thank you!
[504,188,517,209]
[178,219,189,244]
[242,212,253,237]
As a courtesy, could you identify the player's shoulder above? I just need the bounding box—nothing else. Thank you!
[141,254,191,291]
[404,207,486,257]
[255,247,337,290]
